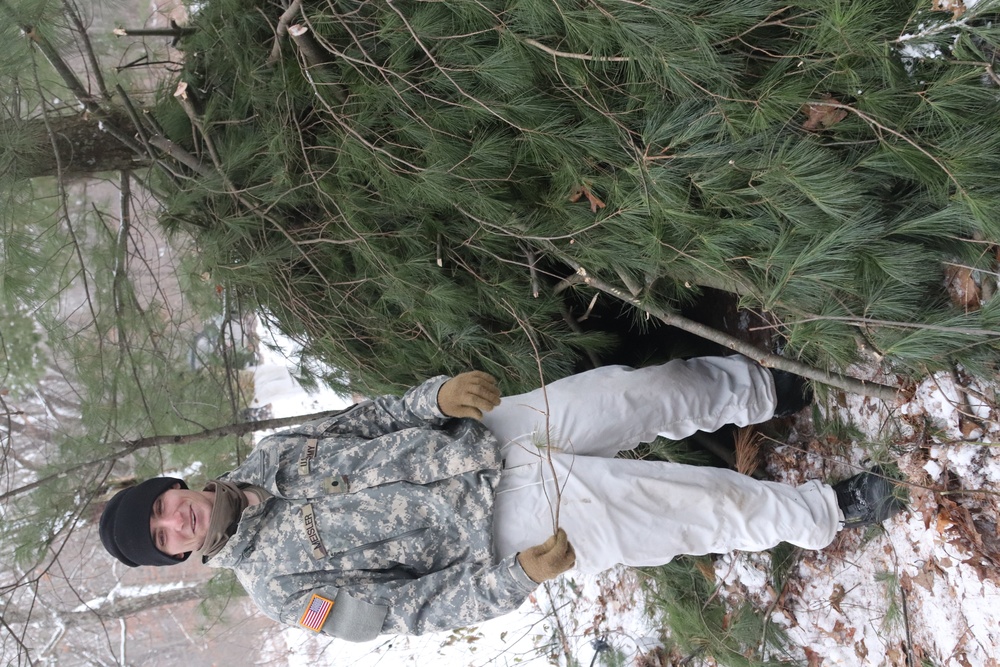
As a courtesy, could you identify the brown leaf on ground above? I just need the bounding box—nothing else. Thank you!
[936,495,1000,585]
[804,646,824,667]
[635,646,673,667]
[694,558,717,583]
[829,583,846,613]
[568,184,606,213]
[801,94,848,131]
[905,564,936,592]
[885,642,908,666]
[959,415,983,439]
[944,263,981,311]
[820,620,855,643]
[932,0,966,20]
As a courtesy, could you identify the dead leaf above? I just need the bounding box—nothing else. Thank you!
[829,584,846,613]
[568,184,606,213]
[804,646,824,667]
[944,263,981,311]
[885,642,907,666]
[959,415,983,439]
[694,558,716,583]
[907,565,936,592]
[801,94,848,131]
[854,640,868,661]
[932,0,966,20]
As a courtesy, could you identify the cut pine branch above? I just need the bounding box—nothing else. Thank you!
[289,24,330,67]
[113,20,195,45]
[553,254,904,401]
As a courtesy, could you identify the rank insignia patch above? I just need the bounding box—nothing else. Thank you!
[298,593,334,632]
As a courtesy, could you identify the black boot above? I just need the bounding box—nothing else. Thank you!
[833,466,905,528]
[769,368,813,417]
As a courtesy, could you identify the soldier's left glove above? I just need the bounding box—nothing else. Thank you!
[517,529,576,583]
[437,371,501,420]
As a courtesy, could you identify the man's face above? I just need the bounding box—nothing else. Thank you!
[149,484,216,559]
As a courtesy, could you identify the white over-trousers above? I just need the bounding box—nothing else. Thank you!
[482,356,841,573]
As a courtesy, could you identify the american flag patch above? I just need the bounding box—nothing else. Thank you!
[298,593,334,632]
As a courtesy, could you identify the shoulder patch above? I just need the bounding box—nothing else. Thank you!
[298,593,334,632]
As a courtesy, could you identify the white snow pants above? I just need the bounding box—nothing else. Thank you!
[481,355,841,573]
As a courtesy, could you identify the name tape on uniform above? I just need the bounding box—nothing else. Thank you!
[300,503,328,559]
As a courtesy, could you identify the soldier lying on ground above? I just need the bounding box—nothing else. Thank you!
[100,355,903,642]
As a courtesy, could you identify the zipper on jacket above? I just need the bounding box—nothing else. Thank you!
[334,527,427,559]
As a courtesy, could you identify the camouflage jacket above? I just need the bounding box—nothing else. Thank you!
[205,376,537,642]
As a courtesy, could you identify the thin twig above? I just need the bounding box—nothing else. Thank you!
[523,37,631,62]
[522,244,540,298]
[502,300,564,533]
[61,0,109,100]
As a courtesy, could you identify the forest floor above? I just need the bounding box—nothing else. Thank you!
[534,366,1000,667]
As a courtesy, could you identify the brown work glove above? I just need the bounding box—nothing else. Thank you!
[516,529,576,584]
[437,371,501,420]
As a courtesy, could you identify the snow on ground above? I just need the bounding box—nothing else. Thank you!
[258,568,660,667]
[718,369,1000,667]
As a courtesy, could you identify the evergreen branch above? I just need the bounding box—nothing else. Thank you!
[267,0,302,66]
[522,38,631,62]
[550,251,903,401]
[947,60,1000,86]
[811,101,966,195]
[20,26,98,115]
[384,1,530,132]
[114,83,182,186]
[0,408,354,503]
[160,88,335,291]
[454,204,613,241]
[1,1,148,160]
[310,8,475,143]
[147,134,211,175]
[760,315,1000,338]
[60,0,109,101]
[174,82,227,177]
[714,5,802,46]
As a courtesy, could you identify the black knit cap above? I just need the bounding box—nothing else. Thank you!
[99,477,190,567]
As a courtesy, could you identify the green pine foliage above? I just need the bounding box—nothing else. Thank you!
[642,557,796,666]
[158,0,1000,394]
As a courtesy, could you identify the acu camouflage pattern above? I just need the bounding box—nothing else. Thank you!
[206,376,538,641]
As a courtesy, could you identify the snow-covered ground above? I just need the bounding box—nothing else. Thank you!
[719,370,1000,667]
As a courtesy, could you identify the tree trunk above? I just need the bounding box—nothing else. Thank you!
[2,582,214,629]
[5,112,145,179]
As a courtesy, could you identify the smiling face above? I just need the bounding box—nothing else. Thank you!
[149,484,216,559]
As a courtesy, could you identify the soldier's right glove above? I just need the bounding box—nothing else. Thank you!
[437,371,501,420]
[517,528,576,583]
